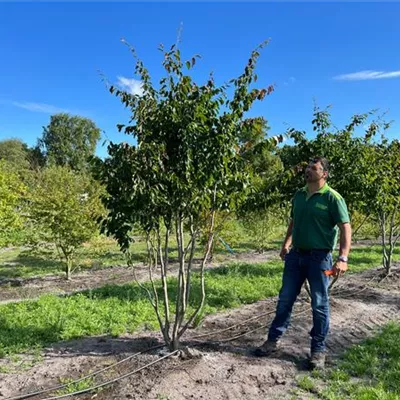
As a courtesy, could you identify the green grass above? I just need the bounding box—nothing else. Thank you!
[0,236,139,279]
[0,232,267,280]
[297,322,400,400]
[0,261,283,358]
[344,245,400,274]
[0,242,397,358]
[0,235,392,281]
[296,375,316,392]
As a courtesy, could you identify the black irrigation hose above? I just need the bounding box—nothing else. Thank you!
[5,276,374,400]
[5,345,165,400]
[38,350,180,400]
[33,306,316,400]
[5,307,279,400]
[217,306,312,344]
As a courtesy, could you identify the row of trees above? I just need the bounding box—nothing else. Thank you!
[0,114,104,279]
[1,38,399,352]
[93,41,399,351]
[0,113,101,175]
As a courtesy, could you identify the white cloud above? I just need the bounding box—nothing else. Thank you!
[283,76,296,86]
[334,70,400,81]
[117,76,144,96]
[11,101,72,114]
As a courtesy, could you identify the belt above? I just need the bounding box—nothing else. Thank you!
[293,247,331,255]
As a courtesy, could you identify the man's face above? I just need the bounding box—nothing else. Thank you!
[305,161,327,183]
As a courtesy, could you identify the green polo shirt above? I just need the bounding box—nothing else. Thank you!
[291,183,350,251]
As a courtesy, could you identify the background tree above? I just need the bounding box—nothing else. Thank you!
[0,139,31,174]
[27,166,104,279]
[236,117,286,251]
[95,39,280,351]
[358,135,400,275]
[39,113,101,171]
[0,161,26,247]
[269,105,397,275]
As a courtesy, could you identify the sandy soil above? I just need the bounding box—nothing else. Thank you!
[1,262,399,400]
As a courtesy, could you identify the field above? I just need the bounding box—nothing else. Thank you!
[0,236,399,400]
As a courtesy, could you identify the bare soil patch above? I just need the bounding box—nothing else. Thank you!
[1,263,399,400]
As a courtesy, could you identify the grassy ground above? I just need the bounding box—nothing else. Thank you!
[0,232,393,281]
[345,245,399,274]
[295,322,400,399]
[0,241,397,359]
[0,261,283,357]
[0,236,135,279]
[0,233,268,280]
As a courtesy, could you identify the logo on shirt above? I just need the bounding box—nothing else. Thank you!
[315,203,328,210]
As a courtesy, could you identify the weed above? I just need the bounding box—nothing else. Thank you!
[296,375,316,392]
[56,376,98,395]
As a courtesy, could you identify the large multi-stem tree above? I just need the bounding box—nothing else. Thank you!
[95,39,282,351]
[39,113,101,171]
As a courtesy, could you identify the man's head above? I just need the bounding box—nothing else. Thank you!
[305,156,329,183]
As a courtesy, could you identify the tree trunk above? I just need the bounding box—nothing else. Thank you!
[172,215,185,349]
[65,257,72,280]
[379,213,389,275]
[178,208,216,340]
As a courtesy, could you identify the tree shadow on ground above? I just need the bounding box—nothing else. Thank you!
[0,253,64,279]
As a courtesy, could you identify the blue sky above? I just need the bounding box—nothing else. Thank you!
[1,2,399,157]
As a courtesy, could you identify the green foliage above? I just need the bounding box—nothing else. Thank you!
[270,105,399,273]
[237,117,286,212]
[357,137,400,273]
[0,236,130,279]
[56,376,98,395]
[319,323,400,400]
[241,206,288,252]
[296,375,316,392]
[39,113,101,171]
[96,41,273,250]
[94,37,279,350]
[27,166,105,279]
[0,139,31,174]
[0,161,26,247]
[351,211,380,241]
[276,106,378,209]
[199,213,247,258]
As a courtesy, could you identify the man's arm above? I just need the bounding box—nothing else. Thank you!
[333,222,352,275]
[280,219,294,260]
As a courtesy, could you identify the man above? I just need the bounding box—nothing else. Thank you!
[255,156,351,369]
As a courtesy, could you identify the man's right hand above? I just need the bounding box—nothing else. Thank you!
[279,247,289,261]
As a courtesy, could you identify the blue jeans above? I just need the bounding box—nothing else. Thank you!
[268,248,332,353]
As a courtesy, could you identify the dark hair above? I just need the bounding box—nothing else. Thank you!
[311,156,329,172]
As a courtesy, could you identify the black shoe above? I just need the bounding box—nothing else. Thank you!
[253,340,280,357]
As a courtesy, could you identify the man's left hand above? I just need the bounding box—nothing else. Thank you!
[332,261,348,277]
